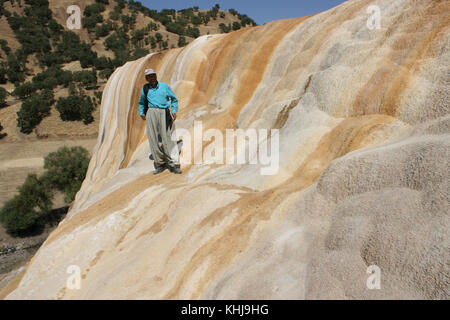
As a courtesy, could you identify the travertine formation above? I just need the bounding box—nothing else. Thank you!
[4,0,449,299]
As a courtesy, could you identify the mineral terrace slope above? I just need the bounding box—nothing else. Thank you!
[3,0,449,299]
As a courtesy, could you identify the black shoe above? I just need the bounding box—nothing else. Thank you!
[168,165,182,174]
[153,165,167,175]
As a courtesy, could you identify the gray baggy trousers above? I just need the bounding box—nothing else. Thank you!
[145,107,180,168]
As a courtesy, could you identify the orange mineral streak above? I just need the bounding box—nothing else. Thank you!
[382,13,449,117]
[353,1,450,117]
[162,115,396,299]
[228,17,307,120]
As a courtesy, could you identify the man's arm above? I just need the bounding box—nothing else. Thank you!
[138,87,146,117]
[166,85,179,114]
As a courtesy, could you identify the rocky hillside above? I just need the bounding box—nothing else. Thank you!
[2,0,449,299]
[0,0,256,141]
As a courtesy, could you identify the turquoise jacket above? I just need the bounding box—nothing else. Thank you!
[138,81,179,116]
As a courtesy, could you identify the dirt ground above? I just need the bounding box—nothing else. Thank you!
[0,138,98,206]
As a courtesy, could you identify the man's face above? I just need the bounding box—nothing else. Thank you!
[146,74,158,86]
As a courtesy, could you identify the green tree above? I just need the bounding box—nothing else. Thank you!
[17,94,52,134]
[12,82,37,100]
[41,146,90,203]
[0,121,6,139]
[0,87,8,107]
[166,22,185,35]
[186,26,200,38]
[40,88,55,106]
[132,47,149,59]
[0,39,11,56]
[0,174,53,235]
[56,95,95,124]
[178,35,187,47]
[68,82,77,95]
[94,56,113,70]
[82,2,105,32]
[6,53,25,85]
[219,23,230,33]
[149,36,156,49]
[73,70,97,90]
[99,68,113,80]
[232,21,241,30]
[0,62,7,84]
[95,22,112,38]
[190,15,202,26]
[56,31,82,61]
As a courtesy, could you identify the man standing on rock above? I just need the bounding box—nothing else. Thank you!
[139,69,182,174]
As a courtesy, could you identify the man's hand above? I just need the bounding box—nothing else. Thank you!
[172,113,177,121]
[140,114,146,121]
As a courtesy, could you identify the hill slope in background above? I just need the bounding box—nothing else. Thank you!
[2,0,450,299]
[0,0,255,141]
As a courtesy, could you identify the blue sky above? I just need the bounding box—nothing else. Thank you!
[139,0,347,25]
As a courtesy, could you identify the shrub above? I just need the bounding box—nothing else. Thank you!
[78,43,98,68]
[190,15,202,26]
[109,10,120,21]
[0,174,53,235]
[40,88,55,106]
[219,23,231,33]
[0,62,7,84]
[240,15,257,27]
[48,18,63,37]
[95,23,112,38]
[83,2,105,32]
[0,39,11,56]
[149,36,156,48]
[57,31,82,61]
[12,81,37,100]
[232,21,241,30]
[39,51,64,67]
[94,90,103,104]
[131,29,146,47]
[121,14,135,26]
[94,56,113,70]
[17,94,52,134]
[32,65,73,90]
[0,121,6,139]
[6,53,25,85]
[56,95,95,124]
[0,87,8,107]
[73,70,97,90]
[41,146,90,203]
[166,22,185,35]
[132,47,149,59]
[104,30,130,51]
[178,35,187,47]
[99,68,113,80]
[186,26,200,38]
